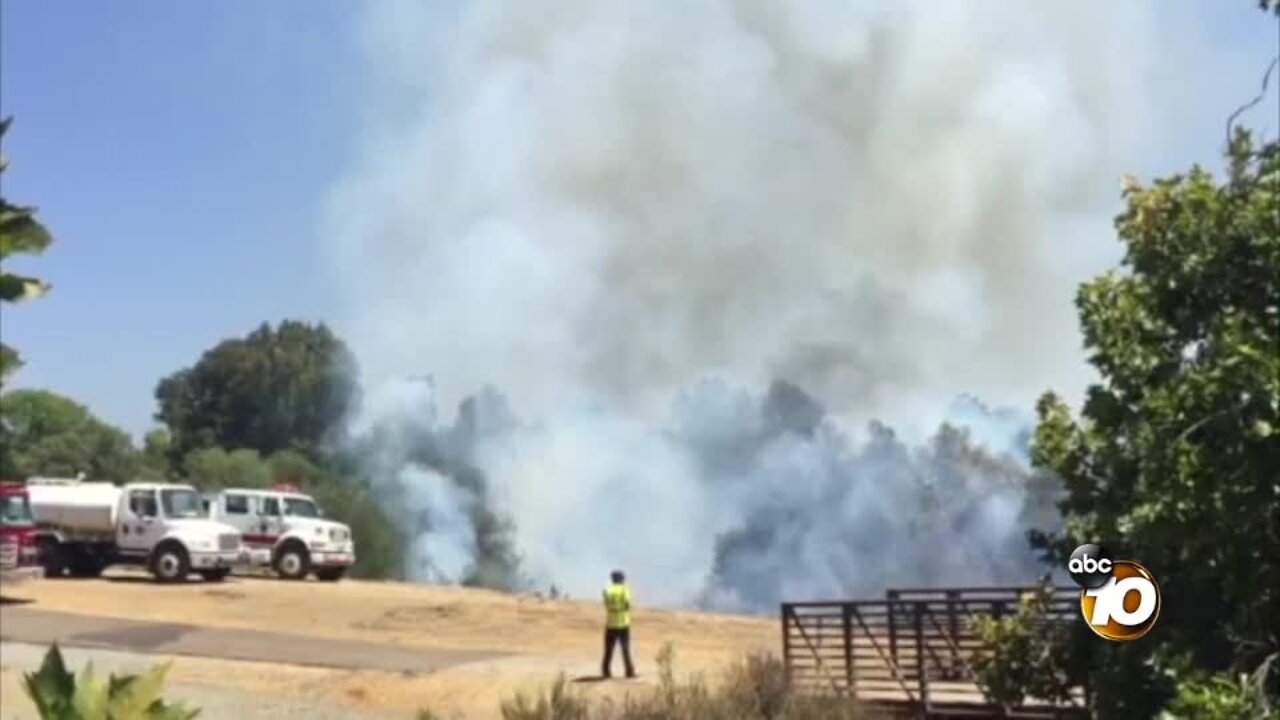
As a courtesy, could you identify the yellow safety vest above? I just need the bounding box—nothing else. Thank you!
[604,583,631,629]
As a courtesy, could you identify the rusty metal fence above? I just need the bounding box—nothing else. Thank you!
[781,586,1088,718]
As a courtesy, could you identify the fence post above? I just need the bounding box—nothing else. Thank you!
[888,590,899,667]
[780,604,793,688]
[946,589,960,678]
[842,603,854,697]
[914,601,928,713]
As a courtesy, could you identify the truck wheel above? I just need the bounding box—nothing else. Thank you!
[314,567,346,582]
[67,551,105,579]
[41,546,67,579]
[150,543,190,583]
[39,539,66,578]
[199,569,230,582]
[273,542,310,581]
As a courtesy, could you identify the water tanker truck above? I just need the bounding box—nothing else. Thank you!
[28,477,243,582]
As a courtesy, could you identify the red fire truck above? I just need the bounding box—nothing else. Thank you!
[0,478,43,584]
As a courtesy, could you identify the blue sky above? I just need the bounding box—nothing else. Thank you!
[2,2,361,437]
[2,2,1277,442]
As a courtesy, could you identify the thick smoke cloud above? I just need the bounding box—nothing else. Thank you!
[350,377,1061,609]
[326,1,1195,609]
[352,377,523,589]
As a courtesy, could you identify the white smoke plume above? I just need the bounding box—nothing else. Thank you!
[326,1,1199,609]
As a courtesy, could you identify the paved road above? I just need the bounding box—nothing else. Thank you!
[0,604,503,673]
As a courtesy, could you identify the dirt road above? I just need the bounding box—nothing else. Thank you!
[0,641,404,720]
[1,605,501,673]
[0,573,776,718]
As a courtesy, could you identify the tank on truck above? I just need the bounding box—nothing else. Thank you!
[27,476,128,579]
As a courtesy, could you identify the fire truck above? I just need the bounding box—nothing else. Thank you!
[27,477,243,582]
[0,479,45,585]
[202,483,355,581]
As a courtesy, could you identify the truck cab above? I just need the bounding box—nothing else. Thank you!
[0,479,42,585]
[204,484,355,581]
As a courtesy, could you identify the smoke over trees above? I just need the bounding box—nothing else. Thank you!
[352,376,1063,610]
[704,384,1064,610]
[351,379,524,588]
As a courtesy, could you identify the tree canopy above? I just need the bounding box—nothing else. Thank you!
[154,320,360,466]
[148,321,399,579]
[978,129,1279,717]
[182,447,272,490]
[0,389,141,482]
[140,428,173,479]
[0,118,54,385]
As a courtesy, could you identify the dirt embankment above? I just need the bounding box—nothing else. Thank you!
[1,574,776,718]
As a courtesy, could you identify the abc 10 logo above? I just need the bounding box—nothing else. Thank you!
[1068,544,1161,641]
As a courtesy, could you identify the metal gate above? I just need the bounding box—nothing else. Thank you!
[781,586,1088,718]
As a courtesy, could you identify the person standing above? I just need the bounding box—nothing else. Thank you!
[601,569,636,679]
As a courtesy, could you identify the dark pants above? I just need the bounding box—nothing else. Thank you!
[602,627,635,678]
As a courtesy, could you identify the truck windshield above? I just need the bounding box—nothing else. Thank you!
[282,497,320,518]
[0,495,34,527]
[160,489,205,519]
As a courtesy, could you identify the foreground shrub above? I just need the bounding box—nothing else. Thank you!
[493,644,864,720]
[24,644,200,719]
[1166,663,1278,720]
[971,582,1084,707]
[501,675,590,720]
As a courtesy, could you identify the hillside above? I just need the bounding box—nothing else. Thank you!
[1,573,776,718]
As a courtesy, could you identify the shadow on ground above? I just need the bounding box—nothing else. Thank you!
[106,576,242,586]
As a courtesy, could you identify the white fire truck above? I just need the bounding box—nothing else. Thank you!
[27,477,243,582]
[202,484,355,581]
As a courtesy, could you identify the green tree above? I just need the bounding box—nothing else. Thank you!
[0,118,54,385]
[1008,129,1279,716]
[182,447,271,491]
[0,389,142,482]
[154,320,360,468]
[139,428,173,479]
[972,583,1086,708]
